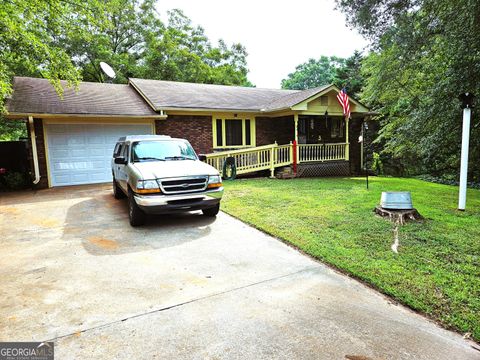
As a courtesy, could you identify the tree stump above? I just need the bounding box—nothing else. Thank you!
[374,206,422,225]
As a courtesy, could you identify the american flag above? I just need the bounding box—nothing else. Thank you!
[336,88,351,119]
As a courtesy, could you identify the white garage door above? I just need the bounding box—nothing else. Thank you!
[46,123,152,186]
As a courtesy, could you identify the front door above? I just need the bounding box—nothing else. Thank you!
[299,116,325,144]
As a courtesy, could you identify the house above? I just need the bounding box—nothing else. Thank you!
[5,76,371,189]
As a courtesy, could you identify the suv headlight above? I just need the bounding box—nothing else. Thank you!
[136,180,161,194]
[207,175,222,189]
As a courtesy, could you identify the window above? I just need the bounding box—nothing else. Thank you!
[330,118,344,139]
[113,143,123,158]
[213,117,255,148]
[245,120,251,146]
[121,144,130,160]
[132,140,197,162]
[225,119,242,146]
[216,119,223,146]
[320,96,328,106]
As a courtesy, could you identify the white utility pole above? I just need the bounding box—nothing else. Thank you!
[458,93,474,211]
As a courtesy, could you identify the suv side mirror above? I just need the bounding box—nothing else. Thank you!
[114,157,127,165]
[198,154,207,162]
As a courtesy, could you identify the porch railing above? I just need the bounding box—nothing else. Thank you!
[205,142,348,177]
[298,143,348,162]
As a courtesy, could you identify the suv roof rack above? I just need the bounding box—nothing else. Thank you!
[116,135,172,142]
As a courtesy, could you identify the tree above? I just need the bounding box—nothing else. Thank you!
[335,51,364,97]
[281,53,364,97]
[60,0,163,84]
[0,0,105,109]
[281,56,345,90]
[0,0,106,139]
[336,0,480,181]
[141,9,252,86]
[0,1,253,139]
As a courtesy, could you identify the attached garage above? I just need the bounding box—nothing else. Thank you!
[45,122,153,186]
[5,77,165,188]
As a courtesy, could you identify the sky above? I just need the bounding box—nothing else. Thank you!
[155,0,368,89]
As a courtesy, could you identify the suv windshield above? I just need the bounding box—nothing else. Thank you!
[132,140,197,162]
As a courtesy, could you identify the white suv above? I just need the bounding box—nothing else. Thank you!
[111,135,223,226]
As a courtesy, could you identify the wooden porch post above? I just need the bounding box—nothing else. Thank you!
[345,116,350,161]
[294,113,300,163]
[294,113,299,143]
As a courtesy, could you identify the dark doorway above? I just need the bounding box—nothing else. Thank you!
[298,115,346,144]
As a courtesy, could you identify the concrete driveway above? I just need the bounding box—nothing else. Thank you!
[0,185,478,359]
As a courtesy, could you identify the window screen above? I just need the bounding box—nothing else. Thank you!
[216,119,223,146]
[245,120,251,145]
[330,118,344,138]
[225,119,243,146]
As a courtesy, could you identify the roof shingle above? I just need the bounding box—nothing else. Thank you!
[129,78,308,111]
[6,77,158,116]
[6,77,346,117]
[263,85,331,111]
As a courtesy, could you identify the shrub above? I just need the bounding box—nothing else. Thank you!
[0,171,29,190]
[371,152,384,175]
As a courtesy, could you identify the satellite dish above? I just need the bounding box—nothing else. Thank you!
[99,62,116,80]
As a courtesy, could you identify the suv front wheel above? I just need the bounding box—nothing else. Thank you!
[128,189,146,226]
[202,204,220,217]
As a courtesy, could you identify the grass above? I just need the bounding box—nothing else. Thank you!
[221,176,480,341]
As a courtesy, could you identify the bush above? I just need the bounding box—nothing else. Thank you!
[415,174,480,189]
[0,171,30,191]
[371,152,384,175]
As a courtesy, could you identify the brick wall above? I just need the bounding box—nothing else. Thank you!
[256,115,294,146]
[155,115,213,154]
[27,118,49,189]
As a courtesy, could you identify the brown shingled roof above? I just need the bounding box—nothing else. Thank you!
[129,78,305,111]
[6,77,159,117]
[263,85,332,111]
[6,77,358,117]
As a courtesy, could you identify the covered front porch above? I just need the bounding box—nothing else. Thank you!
[205,140,351,178]
[205,111,364,178]
[294,113,350,162]
[205,85,369,177]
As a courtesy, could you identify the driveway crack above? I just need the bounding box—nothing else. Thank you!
[46,265,320,342]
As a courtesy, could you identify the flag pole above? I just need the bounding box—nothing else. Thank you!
[364,121,369,190]
[458,92,475,210]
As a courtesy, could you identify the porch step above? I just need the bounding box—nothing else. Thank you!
[275,165,296,179]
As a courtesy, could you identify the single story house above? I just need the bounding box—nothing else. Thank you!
[5,76,371,189]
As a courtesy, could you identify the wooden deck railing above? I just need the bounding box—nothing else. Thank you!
[298,143,348,162]
[205,142,348,177]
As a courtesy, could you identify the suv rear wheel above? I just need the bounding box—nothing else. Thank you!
[128,189,146,226]
[202,203,220,217]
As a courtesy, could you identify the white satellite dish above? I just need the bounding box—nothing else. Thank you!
[99,62,116,80]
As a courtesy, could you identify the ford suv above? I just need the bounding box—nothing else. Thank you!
[111,135,223,226]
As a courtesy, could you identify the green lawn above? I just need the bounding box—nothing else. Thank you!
[221,177,480,340]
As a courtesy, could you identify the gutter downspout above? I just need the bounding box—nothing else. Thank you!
[28,116,41,185]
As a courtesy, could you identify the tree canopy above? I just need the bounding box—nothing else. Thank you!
[0,0,253,140]
[281,52,364,97]
[140,9,252,86]
[0,0,105,111]
[336,0,480,181]
[0,1,252,106]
